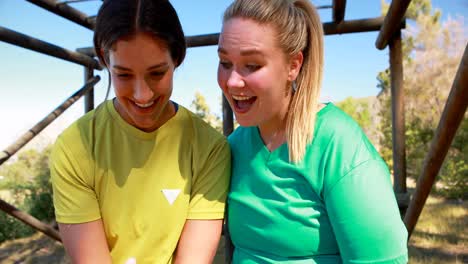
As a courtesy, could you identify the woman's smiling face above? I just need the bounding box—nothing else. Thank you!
[109,32,176,132]
[217,18,298,131]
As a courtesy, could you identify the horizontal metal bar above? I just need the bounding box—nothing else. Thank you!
[26,0,95,30]
[0,199,61,242]
[0,26,102,70]
[0,76,101,166]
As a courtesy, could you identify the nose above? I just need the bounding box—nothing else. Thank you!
[133,78,154,103]
[226,69,245,89]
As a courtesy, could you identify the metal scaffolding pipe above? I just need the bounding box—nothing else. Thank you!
[26,0,95,30]
[0,26,102,70]
[404,44,468,238]
[0,76,101,166]
[0,199,61,242]
[375,0,412,50]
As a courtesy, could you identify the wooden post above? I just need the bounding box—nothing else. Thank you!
[389,30,409,216]
[376,0,412,50]
[222,95,234,136]
[0,76,100,166]
[26,0,95,30]
[404,44,468,238]
[84,67,94,113]
[0,199,61,242]
[0,26,101,70]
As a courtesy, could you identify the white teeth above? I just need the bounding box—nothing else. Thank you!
[232,95,253,101]
[135,101,154,108]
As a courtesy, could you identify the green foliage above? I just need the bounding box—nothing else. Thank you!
[191,91,223,132]
[0,211,35,244]
[0,145,55,243]
[377,0,466,198]
[336,97,371,129]
[437,118,468,199]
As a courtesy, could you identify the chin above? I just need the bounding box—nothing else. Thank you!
[235,116,257,127]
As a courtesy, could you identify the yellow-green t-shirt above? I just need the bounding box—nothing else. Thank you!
[50,100,231,264]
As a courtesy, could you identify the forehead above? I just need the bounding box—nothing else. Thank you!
[112,32,168,54]
[219,18,281,54]
[109,32,173,66]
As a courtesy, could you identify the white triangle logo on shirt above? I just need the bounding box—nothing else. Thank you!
[162,189,181,205]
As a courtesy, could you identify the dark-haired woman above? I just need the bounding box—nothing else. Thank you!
[50,1,230,263]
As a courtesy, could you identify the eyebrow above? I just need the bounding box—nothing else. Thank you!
[112,62,169,71]
[218,47,264,57]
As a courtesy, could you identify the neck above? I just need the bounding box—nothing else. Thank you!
[258,112,288,152]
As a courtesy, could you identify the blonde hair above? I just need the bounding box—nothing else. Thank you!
[223,0,324,163]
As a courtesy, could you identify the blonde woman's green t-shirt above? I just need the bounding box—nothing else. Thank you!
[228,103,408,264]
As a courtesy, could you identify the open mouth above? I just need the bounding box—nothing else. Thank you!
[232,95,257,113]
[134,101,155,108]
[131,98,158,113]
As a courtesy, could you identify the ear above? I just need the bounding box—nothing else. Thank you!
[97,48,109,68]
[288,51,303,82]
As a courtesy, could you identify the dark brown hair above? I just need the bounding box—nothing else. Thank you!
[94,0,186,67]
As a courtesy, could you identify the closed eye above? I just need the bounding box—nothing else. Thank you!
[117,73,132,79]
[246,64,261,72]
[149,71,165,78]
[219,60,232,69]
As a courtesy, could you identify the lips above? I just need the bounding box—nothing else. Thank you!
[231,94,257,114]
[130,98,159,114]
[135,101,154,108]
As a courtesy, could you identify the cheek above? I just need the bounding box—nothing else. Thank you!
[111,79,129,96]
[217,67,227,88]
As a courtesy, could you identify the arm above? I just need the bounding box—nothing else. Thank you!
[325,159,408,263]
[173,219,223,264]
[58,220,112,264]
[50,136,110,263]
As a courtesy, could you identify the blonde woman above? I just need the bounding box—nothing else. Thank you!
[217,0,408,263]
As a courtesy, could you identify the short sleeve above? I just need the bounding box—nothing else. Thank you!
[324,159,408,264]
[187,137,231,219]
[50,136,101,224]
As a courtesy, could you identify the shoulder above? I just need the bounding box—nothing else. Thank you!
[53,101,114,168]
[314,103,378,157]
[311,104,386,187]
[56,102,110,152]
[315,103,364,139]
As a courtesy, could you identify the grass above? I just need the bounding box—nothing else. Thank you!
[0,195,466,263]
[408,196,467,264]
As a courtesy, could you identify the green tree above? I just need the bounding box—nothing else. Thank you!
[191,91,223,132]
[378,0,466,198]
[0,145,55,243]
[336,96,384,149]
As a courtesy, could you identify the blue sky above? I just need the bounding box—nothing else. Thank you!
[0,0,466,152]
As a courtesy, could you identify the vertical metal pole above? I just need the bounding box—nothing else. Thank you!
[84,67,94,113]
[222,94,234,136]
[389,30,409,216]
